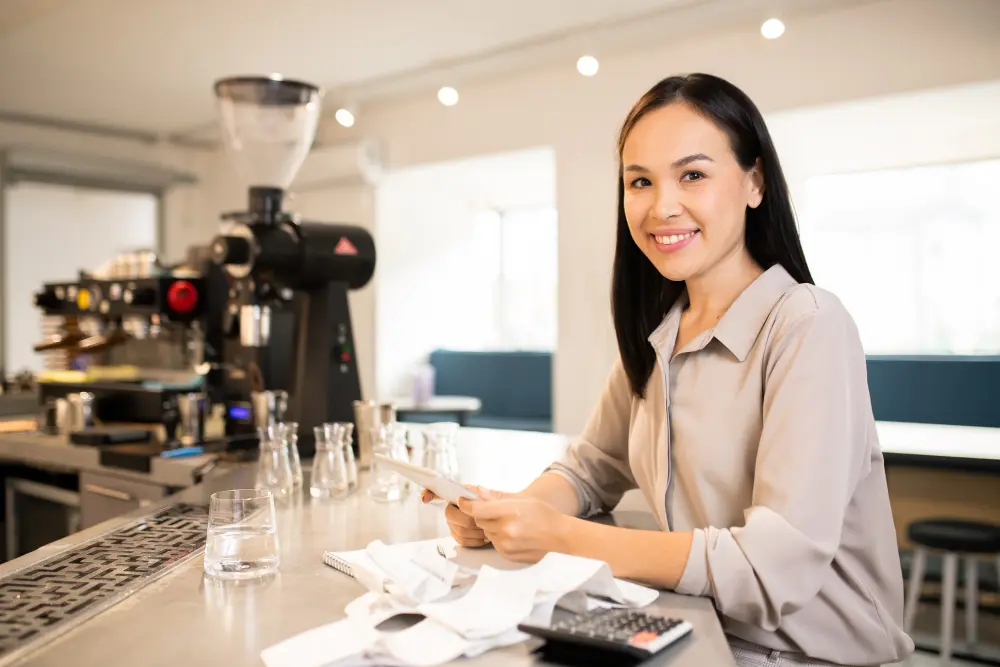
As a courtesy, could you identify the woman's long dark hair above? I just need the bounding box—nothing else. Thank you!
[612,73,814,399]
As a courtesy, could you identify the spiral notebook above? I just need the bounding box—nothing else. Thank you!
[322,537,462,594]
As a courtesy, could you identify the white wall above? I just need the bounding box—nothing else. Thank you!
[375,147,556,399]
[317,0,1000,435]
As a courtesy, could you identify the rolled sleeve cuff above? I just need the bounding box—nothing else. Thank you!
[674,528,711,597]
[543,464,601,518]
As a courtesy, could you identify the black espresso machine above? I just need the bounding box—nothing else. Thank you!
[32,75,375,459]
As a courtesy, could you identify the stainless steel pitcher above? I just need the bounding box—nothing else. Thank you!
[251,390,288,430]
[352,400,396,469]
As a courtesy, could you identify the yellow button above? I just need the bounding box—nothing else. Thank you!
[77,288,91,310]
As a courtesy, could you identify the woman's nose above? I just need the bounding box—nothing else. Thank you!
[653,188,683,220]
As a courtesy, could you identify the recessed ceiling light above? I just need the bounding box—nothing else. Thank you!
[761,18,785,39]
[576,55,599,77]
[438,86,459,107]
[335,108,355,127]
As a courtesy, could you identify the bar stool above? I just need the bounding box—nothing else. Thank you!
[903,518,1000,664]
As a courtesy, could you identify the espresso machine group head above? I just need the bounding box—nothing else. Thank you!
[208,75,375,456]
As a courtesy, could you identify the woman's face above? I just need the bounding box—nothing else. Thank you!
[621,102,763,283]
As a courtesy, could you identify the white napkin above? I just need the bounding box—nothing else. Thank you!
[263,545,660,667]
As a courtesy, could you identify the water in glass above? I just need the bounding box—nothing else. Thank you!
[204,489,280,579]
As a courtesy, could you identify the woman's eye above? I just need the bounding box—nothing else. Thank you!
[629,177,651,188]
[681,171,705,182]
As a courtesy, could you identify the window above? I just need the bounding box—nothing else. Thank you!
[800,158,1000,354]
[476,207,558,350]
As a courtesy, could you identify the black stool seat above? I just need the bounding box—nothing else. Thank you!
[908,519,1000,553]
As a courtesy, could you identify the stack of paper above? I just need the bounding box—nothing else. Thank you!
[261,542,659,667]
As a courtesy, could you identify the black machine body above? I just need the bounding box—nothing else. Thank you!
[210,188,376,458]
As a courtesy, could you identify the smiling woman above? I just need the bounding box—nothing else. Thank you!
[426,73,915,667]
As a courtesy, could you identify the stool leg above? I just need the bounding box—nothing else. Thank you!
[940,552,958,665]
[964,556,978,648]
[904,548,926,633]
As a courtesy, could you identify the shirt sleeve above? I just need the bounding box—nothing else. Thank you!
[546,359,637,517]
[674,289,874,631]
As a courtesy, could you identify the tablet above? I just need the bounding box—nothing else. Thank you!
[374,454,481,505]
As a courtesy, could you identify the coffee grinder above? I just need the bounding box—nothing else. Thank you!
[209,75,375,457]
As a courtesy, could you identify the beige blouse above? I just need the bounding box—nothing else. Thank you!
[549,265,914,665]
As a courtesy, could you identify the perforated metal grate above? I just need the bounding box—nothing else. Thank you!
[0,503,209,661]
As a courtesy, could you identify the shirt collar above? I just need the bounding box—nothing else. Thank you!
[648,264,799,362]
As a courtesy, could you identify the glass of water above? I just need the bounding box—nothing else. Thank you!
[204,489,280,579]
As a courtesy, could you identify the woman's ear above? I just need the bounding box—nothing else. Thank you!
[748,158,765,209]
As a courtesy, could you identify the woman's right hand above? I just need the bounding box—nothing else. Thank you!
[420,485,508,547]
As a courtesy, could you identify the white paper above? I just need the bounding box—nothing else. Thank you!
[267,539,661,667]
[260,616,379,667]
[326,538,460,604]
[366,540,455,604]
[416,564,540,639]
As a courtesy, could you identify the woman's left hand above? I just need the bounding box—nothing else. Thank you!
[458,495,573,563]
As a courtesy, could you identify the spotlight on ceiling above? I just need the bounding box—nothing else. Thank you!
[760,18,785,39]
[437,86,459,107]
[335,108,355,127]
[576,55,599,77]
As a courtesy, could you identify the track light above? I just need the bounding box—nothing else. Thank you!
[576,55,599,77]
[335,108,355,127]
[437,86,459,106]
[761,18,785,39]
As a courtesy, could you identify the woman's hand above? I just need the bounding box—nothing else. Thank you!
[420,485,509,547]
[459,496,573,563]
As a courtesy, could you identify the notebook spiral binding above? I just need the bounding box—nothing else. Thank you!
[321,552,356,577]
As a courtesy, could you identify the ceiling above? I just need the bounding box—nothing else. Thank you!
[0,0,865,143]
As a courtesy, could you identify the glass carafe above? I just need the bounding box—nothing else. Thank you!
[277,421,303,488]
[423,422,460,481]
[310,424,355,500]
[368,422,407,503]
[255,426,294,498]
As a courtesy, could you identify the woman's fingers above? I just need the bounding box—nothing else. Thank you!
[444,502,478,528]
[420,488,438,503]
[450,524,487,540]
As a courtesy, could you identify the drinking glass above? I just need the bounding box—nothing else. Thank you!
[277,421,304,488]
[204,489,280,579]
[311,424,355,500]
[256,426,294,498]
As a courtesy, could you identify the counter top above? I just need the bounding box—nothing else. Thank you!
[0,429,217,487]
[0,427,735,667]
[876,420,1000,472]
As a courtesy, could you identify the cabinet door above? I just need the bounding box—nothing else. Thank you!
[79,472,167,529]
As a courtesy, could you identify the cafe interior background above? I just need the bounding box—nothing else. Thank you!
[0,0,998,664]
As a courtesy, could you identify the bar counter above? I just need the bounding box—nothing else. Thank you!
[0,427,735,667]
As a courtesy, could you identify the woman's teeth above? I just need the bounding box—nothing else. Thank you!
[654,231,697,245]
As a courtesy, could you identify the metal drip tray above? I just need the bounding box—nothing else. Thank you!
[0,503,209,662]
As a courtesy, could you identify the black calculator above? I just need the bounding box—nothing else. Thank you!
[517,607,693,664]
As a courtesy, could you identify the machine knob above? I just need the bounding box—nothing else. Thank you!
[167,280,199,314]
[124,287,157,306]
[213,235,252,266]
[34,290,61,310]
